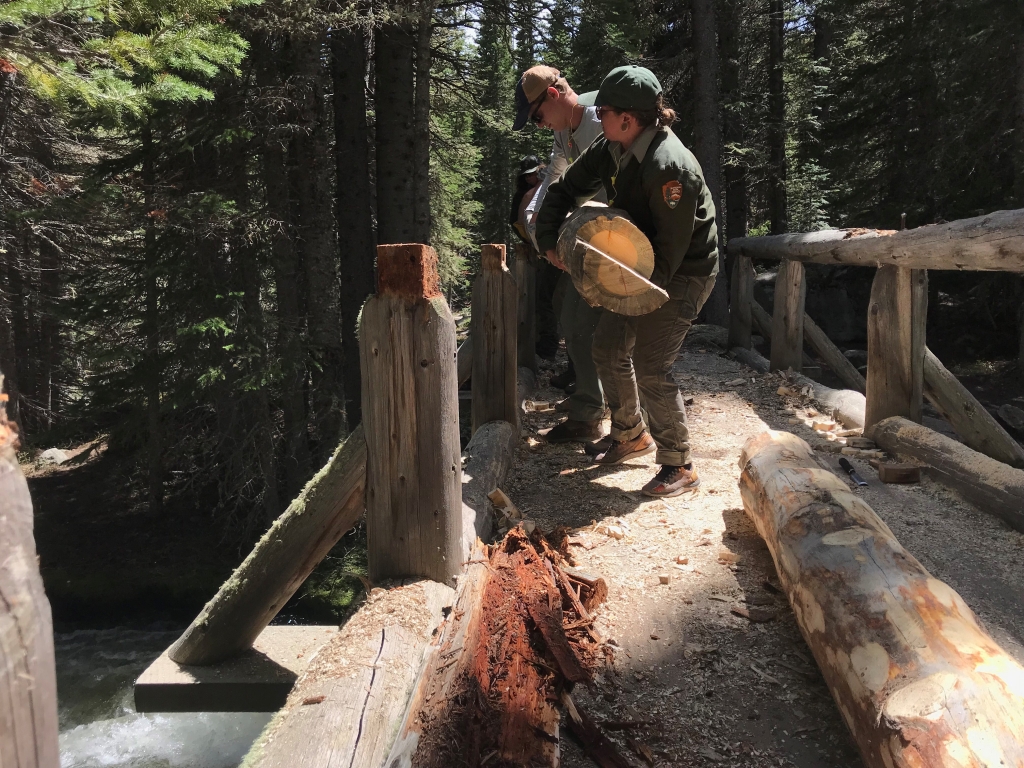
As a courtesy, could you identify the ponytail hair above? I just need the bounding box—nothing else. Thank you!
[626,94,677,129]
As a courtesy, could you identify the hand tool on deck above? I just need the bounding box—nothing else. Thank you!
[838,457,868,487]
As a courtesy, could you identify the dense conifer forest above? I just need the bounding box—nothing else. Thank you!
[2,0,1023,558]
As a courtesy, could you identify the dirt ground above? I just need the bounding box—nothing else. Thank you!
[506,324,1024,768]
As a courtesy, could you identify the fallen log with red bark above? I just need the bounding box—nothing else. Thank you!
[739,430,1024,768]
[386,527,622,768]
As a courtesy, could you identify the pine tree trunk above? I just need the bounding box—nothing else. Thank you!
[292,33,344,460]
[692,0,727,326]
[332,27,376,431]
[767,0,787,235]
[413,1,434,244]
[375,20,418,243]
[720,0,747,245]
[142,124,163,513]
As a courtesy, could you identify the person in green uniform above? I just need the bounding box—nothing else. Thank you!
[535,66,718,497]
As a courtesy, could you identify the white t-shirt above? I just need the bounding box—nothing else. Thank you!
[525,105,607,249]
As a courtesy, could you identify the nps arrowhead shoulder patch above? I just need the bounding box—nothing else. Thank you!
[662,180,683,209]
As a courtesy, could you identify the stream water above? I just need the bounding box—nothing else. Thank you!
[56,628,272,768]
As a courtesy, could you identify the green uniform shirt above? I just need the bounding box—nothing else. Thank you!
[535,125,719,299]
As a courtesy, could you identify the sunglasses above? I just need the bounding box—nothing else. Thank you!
[529,91,549,125]
[596,106,621,119]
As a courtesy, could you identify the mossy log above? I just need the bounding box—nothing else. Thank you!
[557,206,668,316]
[0,371,60,767]
[739,430,1024,768]
[168,426,367,665]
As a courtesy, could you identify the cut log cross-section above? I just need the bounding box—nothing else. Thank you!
[169,426,367,665]
[0,368,60,767]
[557,205,668,316]
[472,244,519,434]
[360,243,463,585]
[739,430,1024,768]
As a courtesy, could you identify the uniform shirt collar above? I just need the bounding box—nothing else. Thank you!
[609,125,661,167]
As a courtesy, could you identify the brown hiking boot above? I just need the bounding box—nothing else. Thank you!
[593,432,656,465]
[584,437,612,457]
[541,418,604,443]
[642,464,700,497]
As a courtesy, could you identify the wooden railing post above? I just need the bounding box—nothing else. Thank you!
[0,365,60,767]
[864,266,927,431]
[360,244,463,584]
[471,244,518,434]
[514,243,537,374]
[769,258,806,371]
[727,254,754,349]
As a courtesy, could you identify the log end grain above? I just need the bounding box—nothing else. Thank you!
[377,244,442,300]
[481,243,507,271]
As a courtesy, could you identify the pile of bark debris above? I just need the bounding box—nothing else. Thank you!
[387,527,631,768]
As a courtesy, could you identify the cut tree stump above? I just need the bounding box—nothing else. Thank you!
[386,529,604,768]
[923,348,1024,468]
[0,369,60,767]
[769,259,806,372]
[726,208,1024,272]
[472,244,519,434]
[361,243,463,585]
[868,416,1024,533]
[168,426,367,665]
[739,430,1024,768]
[864,266,927,430]
[557,205,668,316]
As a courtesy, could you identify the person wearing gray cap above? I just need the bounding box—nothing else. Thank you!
[513,65,607,443]
[535,66,719,497]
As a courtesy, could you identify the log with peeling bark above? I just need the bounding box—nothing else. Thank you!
[0,370,60,767]
[386,529,606,768]
[168,426,367,666]
[739,430,1024,768]
[868,416,1024,533]
[727,208,1024,272]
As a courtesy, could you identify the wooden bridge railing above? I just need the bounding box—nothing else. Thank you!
[726,208,1024,530]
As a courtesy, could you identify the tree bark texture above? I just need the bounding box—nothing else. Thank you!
[719,0,747,245]
[769,259,805,372]
[692,0,728,326]
[413,2,434,244]
[360,244,463,584]
[739,430,1024,767]
[332,27,377,430]
[471,245,519,434]
[375,21,419,244]
[292,33,344,459]
[869,416,1024,534]
[727,254,753,349]
[726,211,1024,272]
[167,426,367,666]
[0,366,60,767]
[767,0,787,235]
[864,267,927,431]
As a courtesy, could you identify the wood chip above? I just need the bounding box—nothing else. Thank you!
[301,695,326,705]
[731,605,777,623]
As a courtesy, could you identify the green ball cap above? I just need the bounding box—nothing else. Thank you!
[578,66,663,111]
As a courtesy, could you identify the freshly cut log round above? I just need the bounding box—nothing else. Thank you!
[739,430,1024,768]
[557,205,668,316]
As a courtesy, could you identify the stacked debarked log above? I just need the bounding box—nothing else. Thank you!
[739,430,1024,767]
[0,367,60,767]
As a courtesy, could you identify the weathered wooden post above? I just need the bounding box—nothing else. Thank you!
[0,367,60,767]
[514,242,537,374]
[864,266,927,431]
[360,244,463,584]
[769,258,805,372]
[471,244,519,434]
[727,254,754,349]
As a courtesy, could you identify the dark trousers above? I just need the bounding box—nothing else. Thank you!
[592,274,717,466]
[535,260,561,357]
